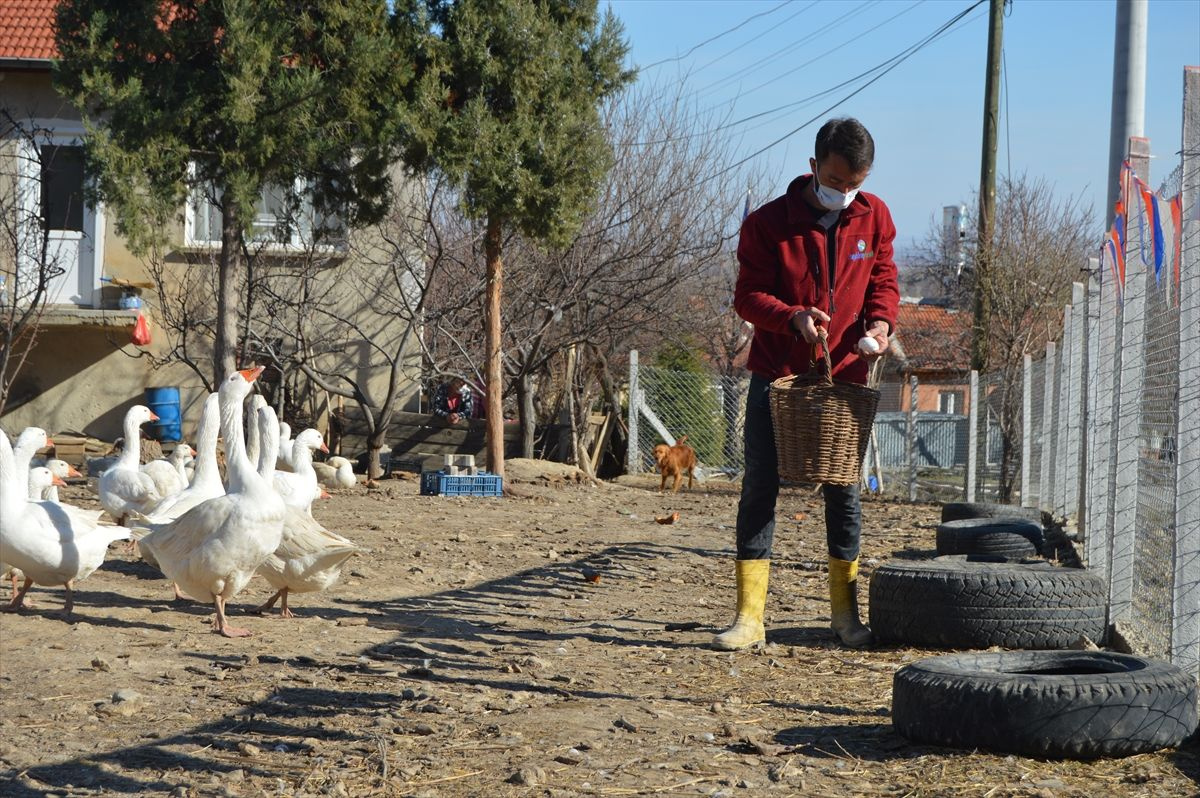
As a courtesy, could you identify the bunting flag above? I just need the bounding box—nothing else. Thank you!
[1104,231,1124,306]
[1170,195,1183,303]
[742,188,751,222]
[1136,180,1166,282]
[1113,199,1126,251]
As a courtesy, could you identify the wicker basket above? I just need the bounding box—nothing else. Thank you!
[769,336,880,485]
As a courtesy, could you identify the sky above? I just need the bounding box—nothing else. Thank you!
[606,0,1200,261]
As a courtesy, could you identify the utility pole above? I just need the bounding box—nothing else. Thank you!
[971,0,1004,372]
[1105,0,1148,227]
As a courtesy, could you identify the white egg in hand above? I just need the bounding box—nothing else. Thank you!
[858,335,881,354]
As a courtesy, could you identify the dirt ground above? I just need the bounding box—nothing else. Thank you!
[1,460,1197,798]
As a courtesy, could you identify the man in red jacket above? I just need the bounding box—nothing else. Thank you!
[714,117,899,651]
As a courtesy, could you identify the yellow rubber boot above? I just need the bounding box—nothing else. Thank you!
[829,557,873,648]
[712,559,769,650]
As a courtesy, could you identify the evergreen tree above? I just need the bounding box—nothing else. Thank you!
[53,0,411,382]
[395,0,633,478]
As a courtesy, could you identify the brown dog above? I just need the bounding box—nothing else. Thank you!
[653,435,697,493]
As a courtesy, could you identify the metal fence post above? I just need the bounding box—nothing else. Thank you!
[1021,354,1033,506]
[966,370,978,502]
[907,376,918,502]
[1173,65,1200,673]
[1110,136,1152,623]
[626,350,639,474]
[1040,341,1056,511]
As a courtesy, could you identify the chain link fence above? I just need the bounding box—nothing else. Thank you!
[626,355,746,477]
[621,68,1199,680]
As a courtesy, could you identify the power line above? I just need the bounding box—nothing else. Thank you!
[632,0,966,148]
[691,0,830,76]
[692,0,989,188]
[704,0,923,107]
[639,0,796,70]
[692,0,886,101]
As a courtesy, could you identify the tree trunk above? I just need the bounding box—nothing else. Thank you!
[484,215,505,480]
[215,198,241,383]
[367,442,384,483]
[517,371,535,459]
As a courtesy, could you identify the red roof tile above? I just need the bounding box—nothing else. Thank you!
[0,1,58,61]
[892,301,972,373]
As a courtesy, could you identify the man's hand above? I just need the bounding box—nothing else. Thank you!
[448,412,461,425]
[859,320,890,360]
[790,308,831,344]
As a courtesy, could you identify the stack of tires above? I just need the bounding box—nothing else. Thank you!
[873,501,1198,758]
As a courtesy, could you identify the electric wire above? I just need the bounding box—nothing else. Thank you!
[685,0,989,188]
[690,1,822,76]
[639,0,796,70]
[632,0,973,148]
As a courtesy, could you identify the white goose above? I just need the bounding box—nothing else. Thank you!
[254,406,359,618]
[276,421,294,471]
[313,456,357,491]
[137,393,226,601]
[13,426,53,478]
[14,429,104,528]
[142,393,224,520]
[245,395,268,475]
[0,436,131,615]
[137,367,285,638]
[274,428,327,515]
[140,444,194,500]
[98,406,162,523]
[29,459,82,502]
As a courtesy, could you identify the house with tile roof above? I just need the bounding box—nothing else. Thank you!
[880,298,973,415]
[0,2,423,448]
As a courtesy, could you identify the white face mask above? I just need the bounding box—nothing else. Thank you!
[814,167,859,211]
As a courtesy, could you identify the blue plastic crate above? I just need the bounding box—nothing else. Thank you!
[420,470,503,497]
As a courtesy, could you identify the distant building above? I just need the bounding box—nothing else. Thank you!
[0,2,422,444]
[881,298,972,415]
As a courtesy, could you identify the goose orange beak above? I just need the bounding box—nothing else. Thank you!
[319,443,329,454]
[239,365,265,383]
[45,437,55,447]
[67,465,82,478]
[51,474,67,487]
[148,411,161,422]
[320,490,331,500]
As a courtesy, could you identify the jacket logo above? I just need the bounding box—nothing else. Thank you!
[856,239,866,252]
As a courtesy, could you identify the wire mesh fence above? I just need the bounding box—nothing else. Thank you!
[621,67,1199,678]
[627,360,746,477]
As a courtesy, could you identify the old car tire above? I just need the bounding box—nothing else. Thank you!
[893,650,1198,758]
[935,518,1044,558]
[869,556,1105,649]
[941,501,1041,523]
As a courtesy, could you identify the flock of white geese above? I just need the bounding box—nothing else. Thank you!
[0,366,361,637]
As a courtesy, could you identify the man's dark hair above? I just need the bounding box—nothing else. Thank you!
[815,118,875,172]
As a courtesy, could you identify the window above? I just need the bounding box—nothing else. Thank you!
[186,172,345,250]
[40,145,85,232]
[938,390,961,414]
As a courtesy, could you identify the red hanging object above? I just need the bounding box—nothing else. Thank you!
[131,312,151,346]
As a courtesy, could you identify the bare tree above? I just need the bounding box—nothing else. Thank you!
[0,111,70,416]
[245,174,477,481]
[421,81,761,471]
[918,174,1096,499]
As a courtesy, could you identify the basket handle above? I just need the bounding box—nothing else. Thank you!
[815,328,834,386]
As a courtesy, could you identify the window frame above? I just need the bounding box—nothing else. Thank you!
[183,165,347,254]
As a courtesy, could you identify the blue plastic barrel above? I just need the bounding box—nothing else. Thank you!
[144,386,182,442]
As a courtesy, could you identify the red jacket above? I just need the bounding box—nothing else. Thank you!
[734,174,900,384]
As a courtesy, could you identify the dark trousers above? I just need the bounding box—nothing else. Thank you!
[736,374,862,561]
